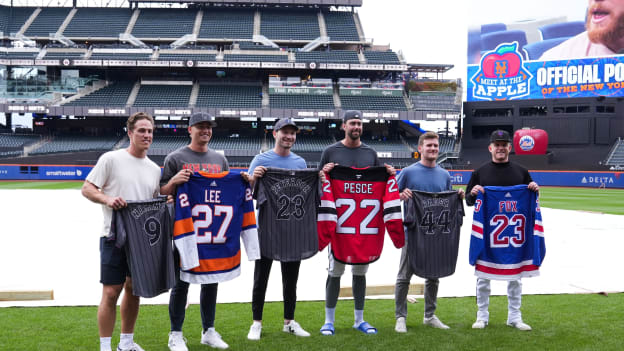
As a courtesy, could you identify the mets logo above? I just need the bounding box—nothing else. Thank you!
[470,42,532,100]
[519,135,535,151]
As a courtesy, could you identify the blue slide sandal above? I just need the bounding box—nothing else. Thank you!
[320,322,335,335]
[354,321,377,335]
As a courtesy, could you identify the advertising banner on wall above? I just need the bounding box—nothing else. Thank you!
[466,0,624,101]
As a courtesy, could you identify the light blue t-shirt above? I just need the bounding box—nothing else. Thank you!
[248,150,307,173]
[397,162,451,193]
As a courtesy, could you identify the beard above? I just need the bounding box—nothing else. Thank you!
[587,5,624,51]
[346,130,360,141]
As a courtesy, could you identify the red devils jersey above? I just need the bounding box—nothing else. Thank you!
[317,165,405,264]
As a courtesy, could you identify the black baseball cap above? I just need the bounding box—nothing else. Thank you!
[273,118,298,131]
[342,110,362,123]
[490,129,511,143]
[189,112,217,127]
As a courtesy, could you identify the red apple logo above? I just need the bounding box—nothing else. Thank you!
[482,43,522,79]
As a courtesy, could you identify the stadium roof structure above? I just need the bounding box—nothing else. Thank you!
[407,63,454,74]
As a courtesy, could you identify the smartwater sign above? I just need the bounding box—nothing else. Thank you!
[0,165,93,180]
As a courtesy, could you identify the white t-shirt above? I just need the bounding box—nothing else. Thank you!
[86,149,161,237]
[539,31,616,61]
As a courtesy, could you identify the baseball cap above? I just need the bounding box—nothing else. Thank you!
[490,129,511,143]
[273,118,298,131]
[188,112,217,127]
[342,110,362,123]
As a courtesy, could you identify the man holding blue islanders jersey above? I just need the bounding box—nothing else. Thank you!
[465,130,539,331]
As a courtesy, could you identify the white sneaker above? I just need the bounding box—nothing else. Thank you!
[394,317,407,333]
[423,315,450,329]
[472,320,488,329]
[507,320,532,331]
[201,328,229,349]
[168,332,188,351]
[117,343,145,351]
[247,322,262,341]
[283,320,310,337]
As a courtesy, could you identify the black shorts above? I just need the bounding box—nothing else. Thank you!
[100,236,130,285]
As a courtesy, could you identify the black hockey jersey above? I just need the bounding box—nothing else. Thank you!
[403,190,464,278]
[110,197,176,298]
[254,168,320,261]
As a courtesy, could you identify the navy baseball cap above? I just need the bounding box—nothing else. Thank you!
[189,112,217,127]
[490,129,511,143]
[342,110,362,122]
[274,118,298,131]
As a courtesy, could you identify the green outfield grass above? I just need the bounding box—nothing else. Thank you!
[0,181,83,190]
[1,294,622,350]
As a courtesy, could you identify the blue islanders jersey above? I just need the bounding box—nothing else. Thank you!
[469,185,545,280]
[173,170,259,284]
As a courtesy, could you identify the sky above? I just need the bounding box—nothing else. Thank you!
[358,0,587,80]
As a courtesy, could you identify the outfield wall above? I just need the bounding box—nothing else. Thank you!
[1,164,623,188]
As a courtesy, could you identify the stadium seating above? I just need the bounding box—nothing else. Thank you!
[64,81,133,106]
[405,136,456,154]
[539,21,585,40]
[290,135,334,152]
[30,135,120,155]
[208,136,263,151]
[323,11,360,41]
[363,50,400,64]
[523,37,567,60]
[132,8,196,39]
[340,96,408,111]
[43,51,85,59]
[157,53,217,61]
[224,54,288,62]
[605,139,624,166]
[63,8,133,38]
[261,10,320,41]
[3,7,35,36]
[4,51,38,59]
[0,133,40,148]
[199,9,254,40]
[24,7,70,37]
[89,52,152,60]
[133,84,192,107]
[295,50,359,63]
[269,94,335,109]
[148,135,188,153]
[237,41,280,51]
[410,93,460,112]
[362,138,410,152]
[195,83,262,108]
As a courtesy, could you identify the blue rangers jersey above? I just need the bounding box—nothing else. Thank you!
[469,184,545,280]
[173,171,260,284]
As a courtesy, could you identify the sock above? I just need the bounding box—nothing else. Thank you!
[354,309,364,327]
[324,307,336,324]
[100,337,112,351]
[119,333,134,348]
[253,321,262,327]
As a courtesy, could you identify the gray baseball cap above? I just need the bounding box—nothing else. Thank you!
[342,110,362,122]
[189,112,217,127]
[273,118,298,131]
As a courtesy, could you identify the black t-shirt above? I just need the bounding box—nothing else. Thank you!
[465,161,533,206]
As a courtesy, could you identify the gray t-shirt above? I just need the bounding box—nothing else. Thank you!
[319,141,380,168]
[161,146,229,186]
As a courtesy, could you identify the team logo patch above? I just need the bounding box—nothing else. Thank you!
[470,42,532,101]
[519,135,535,152]
[210,181,218,187]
